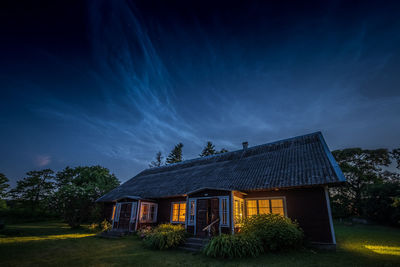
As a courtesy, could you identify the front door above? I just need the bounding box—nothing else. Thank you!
[196,198,220,237]
[118,203,132,230]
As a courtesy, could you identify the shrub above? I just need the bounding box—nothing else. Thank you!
[137,226,153,239]
[203,233,263,258]
[100,219,112,232]
[88,223,99,232]
[241,214,304,251]
[143,224,186,250]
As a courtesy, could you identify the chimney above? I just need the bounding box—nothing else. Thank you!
[242,141,248,150]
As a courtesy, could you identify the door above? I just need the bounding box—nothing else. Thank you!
[196,199,208,237]
[118,203,132,230]
[196,198,220,237]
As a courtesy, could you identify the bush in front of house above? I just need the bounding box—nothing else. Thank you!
[143,224,186,250]
[241,213,304,251]
[203,233,263,258]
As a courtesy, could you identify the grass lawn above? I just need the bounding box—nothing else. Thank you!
[0,221,399,266]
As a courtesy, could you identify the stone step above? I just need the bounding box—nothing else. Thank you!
[178,246,201,252]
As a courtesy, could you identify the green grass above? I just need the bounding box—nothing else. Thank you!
[0,221,399,266]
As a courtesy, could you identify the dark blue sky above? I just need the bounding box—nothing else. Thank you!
[1,0,400,185]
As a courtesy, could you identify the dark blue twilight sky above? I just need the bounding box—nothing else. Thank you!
[1,0,400,185]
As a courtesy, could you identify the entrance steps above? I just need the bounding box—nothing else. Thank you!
[99,229,129,239]
[179,237,209,252]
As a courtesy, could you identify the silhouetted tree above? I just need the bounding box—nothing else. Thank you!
[10,169,55,211]
[200,141,217,157]
[217,148,229,154]
[166,143,184,164]
[149,151,163,168]
[0,173,10,198]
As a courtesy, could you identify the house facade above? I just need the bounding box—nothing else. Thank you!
[97,132,345,247]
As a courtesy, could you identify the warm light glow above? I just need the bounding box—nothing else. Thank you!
[365,245,400,256]
[246,198,285,216]
[0,233,96,244]
[172,202,186,222]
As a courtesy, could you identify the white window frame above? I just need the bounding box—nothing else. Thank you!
[170,201,186,224]
[245,197,287,217]
[187,199,196,226]
[219,196,229,227]
[140,202,158,223]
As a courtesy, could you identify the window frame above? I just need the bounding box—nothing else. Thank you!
[219,196,229,227]
[140,202,158,223]
[170,201,186,224]
[187,199,196,226]
[245,197,287,217]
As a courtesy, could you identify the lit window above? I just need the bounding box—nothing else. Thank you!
[220,197,229,226]
[189,200,195,225]
[234,198,244,224]
[140,202,157,222]
[171,202,186,223]
[246,198,285,217]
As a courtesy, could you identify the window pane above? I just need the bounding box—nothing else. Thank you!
[150,205,155,221]
[247,200,257,216]
[258,199,270,214]
[270,199,283,208]
[142,204,149,220]
[179,203,186,222]
[172,203,179,222]
[222,199,228,225]
[271,207,284,215]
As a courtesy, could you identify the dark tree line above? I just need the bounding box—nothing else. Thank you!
[331,148,400,226]
[0,166,119,227]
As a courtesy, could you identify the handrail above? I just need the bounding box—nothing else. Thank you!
[202,218,220,237]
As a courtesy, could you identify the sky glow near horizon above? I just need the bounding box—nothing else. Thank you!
[1,0,400,184]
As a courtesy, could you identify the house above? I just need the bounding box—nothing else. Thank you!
[97,132,345,248]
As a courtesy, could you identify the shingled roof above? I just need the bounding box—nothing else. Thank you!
[97,132,345,202]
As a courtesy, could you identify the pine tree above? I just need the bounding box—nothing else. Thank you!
[166,143,184,164]
[199,141,217,157]
[0,173,10,198]
[149,151,163,168]
[217,148,229,154]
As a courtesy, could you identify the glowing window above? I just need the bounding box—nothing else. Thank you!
[140,202,157,222]
[171,202,186,223]
[246,198,285,217]
[234,198,244,225]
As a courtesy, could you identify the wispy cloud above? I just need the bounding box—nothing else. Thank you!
[35,155,51,167]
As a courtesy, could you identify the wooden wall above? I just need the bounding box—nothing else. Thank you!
[157,196,187,224]
[243,187,334,244]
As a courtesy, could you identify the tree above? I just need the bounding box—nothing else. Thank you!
[166,143,184,164]
[392,148,400,169]
[0,173,10,198]
[149,151,163,168]
[331,148,392,216]
[200,141,217,157]
[54,165,120,227]
[217,148,229,154]
[10,169,55,211]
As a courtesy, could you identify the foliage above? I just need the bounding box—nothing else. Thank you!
[241,214,304,251]
[9,169,55,212]
[0,173,10,198]
[363,182,400,226]
[200,141,217,157]
[53,166,120,228]
[166,143,184,164]
[100,219,112,232]
[88,223,99,232]
[149,151,163,168]
[143,224,186,250]
[137,226,153,239]
[0,200,8,211]
[203,233,263,258]
[199,141,228,157]
[331,148,400,220]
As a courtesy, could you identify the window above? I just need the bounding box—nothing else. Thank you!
[111,205,116,221]
[246,198,285,217]
[140,202,157,222]
[114,203,121,222]
[171,202,186,223]
[220,197,229,226]
[234,198,244,225]
[188,200,195,225]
